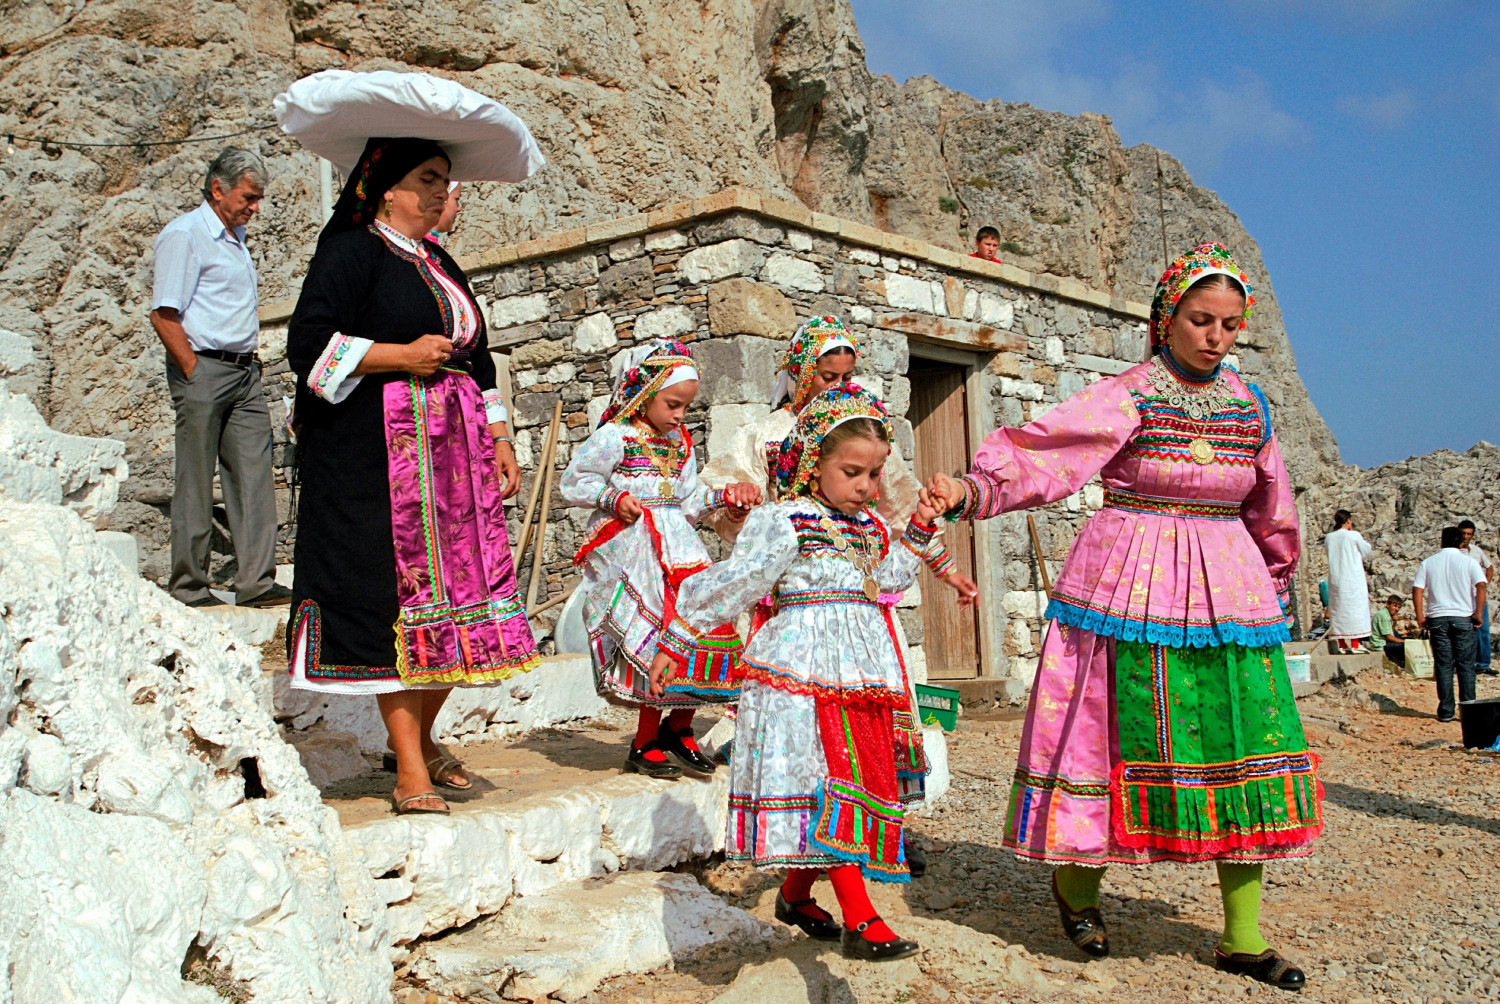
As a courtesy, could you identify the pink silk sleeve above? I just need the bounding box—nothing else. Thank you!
[1240,430,1301,593]
[954,377,1141,519]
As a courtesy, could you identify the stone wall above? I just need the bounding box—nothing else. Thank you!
[260,188,1157,686]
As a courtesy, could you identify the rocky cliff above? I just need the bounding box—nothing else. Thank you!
[0,0,1338,581]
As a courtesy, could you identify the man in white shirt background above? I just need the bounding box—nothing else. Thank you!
[1413,526,1488,723]
[1458,519,1493,675]
[150,147,290,609]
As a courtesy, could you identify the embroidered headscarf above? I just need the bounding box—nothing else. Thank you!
[598,338,699,427]
[1148,242,1255,350]
[773,385,889,499]
[319,137,450,247]
[771,315,859,411]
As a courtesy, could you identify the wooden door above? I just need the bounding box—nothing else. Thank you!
[907,359,981,680]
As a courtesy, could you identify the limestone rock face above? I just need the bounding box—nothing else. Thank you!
[0,383,388,999]
[3,0,1339,570]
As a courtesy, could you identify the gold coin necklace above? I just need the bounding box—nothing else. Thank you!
[820,508,881,601]
[634,423,680,498]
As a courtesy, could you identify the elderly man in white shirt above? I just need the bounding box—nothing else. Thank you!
[1413,525,1488,723]
[150,147,289,608]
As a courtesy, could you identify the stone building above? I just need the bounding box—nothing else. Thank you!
[259,188,1166,695]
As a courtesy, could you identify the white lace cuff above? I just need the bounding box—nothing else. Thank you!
[308,334,373,404]
[482,388,509,425]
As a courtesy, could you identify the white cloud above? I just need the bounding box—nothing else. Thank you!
[1335,89,1417,127]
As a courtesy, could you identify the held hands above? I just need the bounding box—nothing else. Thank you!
[615,493,643,524]
[913,496,941,526]
[723,481,763,514]
[943,571,980,609]
[405,335,455,376]
[920,472,966,516]
[649,650,674,698]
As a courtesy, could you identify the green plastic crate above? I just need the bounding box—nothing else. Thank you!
[914,683,960,731]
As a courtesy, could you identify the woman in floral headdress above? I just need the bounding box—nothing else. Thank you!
[561,339,760,778]
[697,316,977,855]
[287,137,540,817]
[926,243,1319,991]
[665,386,946,961]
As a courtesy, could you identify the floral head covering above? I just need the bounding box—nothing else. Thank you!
[771,315,859,410]
[773,385,889,499]
[598,338,698,427]
[1148,242,1255,350]
[319,137,450,248]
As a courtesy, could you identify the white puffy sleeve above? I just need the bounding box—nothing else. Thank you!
[560,424,627,516]
[674,504,800,634]
[876,517,943,593]
[676,442,729,526]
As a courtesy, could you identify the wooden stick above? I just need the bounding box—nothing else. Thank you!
[530,578,580,615]
[1027,514,1053,598]
[512,402,562,564]
[526,404,563,609]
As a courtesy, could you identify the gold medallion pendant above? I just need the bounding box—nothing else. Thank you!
[863,576,881,602]
[659,478,675,498]
[1188,438,1215,465]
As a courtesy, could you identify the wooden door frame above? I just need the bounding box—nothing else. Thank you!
[906,341,999,681]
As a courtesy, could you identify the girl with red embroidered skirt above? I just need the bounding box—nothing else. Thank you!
[662,387,944,961]
[561,339,760,778]
[925,244,1319,991]
[287,138,541,817]
[697,316,977,828]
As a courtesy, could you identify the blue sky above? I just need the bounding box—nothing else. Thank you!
[849,0,1499,468]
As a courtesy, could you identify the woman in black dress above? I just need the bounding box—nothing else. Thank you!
[287,138,539,815]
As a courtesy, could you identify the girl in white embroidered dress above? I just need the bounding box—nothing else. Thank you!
[561,339,761,778]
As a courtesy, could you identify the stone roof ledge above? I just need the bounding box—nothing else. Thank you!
[258,187,1150,325]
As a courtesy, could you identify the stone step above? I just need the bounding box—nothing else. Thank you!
[352,768,732,945]
[404,871,775,1001]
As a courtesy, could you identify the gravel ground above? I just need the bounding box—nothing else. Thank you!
[402,666,1500,1003]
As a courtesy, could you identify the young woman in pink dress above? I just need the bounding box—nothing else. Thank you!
[927,243,1320,991]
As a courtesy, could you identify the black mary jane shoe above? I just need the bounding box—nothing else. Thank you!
[1051,873,1109,958]
[906,843,927,879]
[1214,948,1306,992]
[840,918,920,962]
[659,726,718,775]
[623,741,683,779]
[773,892,841,941]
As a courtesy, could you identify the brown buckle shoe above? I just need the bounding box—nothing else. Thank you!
[1214,948,1306,991]
[1052,872,1109,958]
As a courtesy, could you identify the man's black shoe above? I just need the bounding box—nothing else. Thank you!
[185,595,227,608]
[240,584,294,608]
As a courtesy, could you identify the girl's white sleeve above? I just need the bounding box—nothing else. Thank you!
[560,424,626,513]
[676,446,728,526]
[875,518,943,594]
[675,505,799,633]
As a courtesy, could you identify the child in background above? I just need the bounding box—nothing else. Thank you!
[656,387,942,961]
[562,339,761,778]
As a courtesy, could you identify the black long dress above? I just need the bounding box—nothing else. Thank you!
[286,223,538,691]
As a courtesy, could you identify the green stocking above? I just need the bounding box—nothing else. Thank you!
[1217,862,1269,956]
[1054,864,1105,911]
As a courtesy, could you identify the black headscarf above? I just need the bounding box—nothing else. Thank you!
[318,137,451,247]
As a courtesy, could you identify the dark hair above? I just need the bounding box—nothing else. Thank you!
[1386,594,1404,605]
[820,418,889,460]
[1442,526,1464,549]
[821,346,856,361]
[1331,509,1352,531]
[976,226,1000,241]
[1459,519,1476,531]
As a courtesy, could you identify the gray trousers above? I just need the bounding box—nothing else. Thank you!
[167,354,278,603]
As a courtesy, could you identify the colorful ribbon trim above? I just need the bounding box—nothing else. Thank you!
[1103,488,1242,521]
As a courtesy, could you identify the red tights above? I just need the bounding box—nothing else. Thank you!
[781,865,896,941]
[632,708,698,762]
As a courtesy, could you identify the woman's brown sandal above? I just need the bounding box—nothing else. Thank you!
[425,753,472,791]
[1214,948,1306,991]
[1052,873,1109,958]
[393,791,450,815]
[382,751,473,791]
